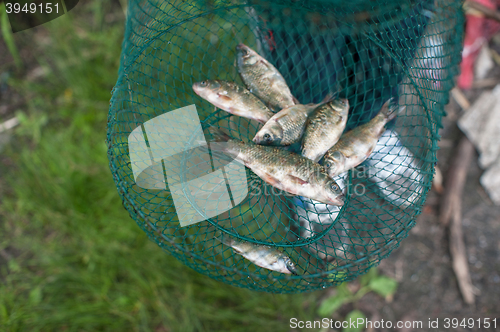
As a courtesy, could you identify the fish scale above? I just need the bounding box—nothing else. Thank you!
[323,99,398,178]
[236,43,296,111]
[279,107,310,144]
[217,233,297,274]
[253,104,316,146]
[301,99,349,162]
[192,80,274,124]
[210,132,345,206]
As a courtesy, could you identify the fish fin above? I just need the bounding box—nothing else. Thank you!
[230,25,243,44]
[206,126,240,159]
[207,126,231,142]
[215,231,233,247]
[261,172,283,188]
[285,174,309,186]
[292,96,300,104]
[320,90,337,104]
[380,98,399,122]
[217,93,232,102]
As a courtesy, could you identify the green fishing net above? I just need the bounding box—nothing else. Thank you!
[107,0,464,293]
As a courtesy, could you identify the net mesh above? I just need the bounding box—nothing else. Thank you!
[107,0,464,293]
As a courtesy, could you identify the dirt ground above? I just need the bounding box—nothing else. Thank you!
[343,91,500,332]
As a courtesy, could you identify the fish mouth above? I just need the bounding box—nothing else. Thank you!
[192,83,203,94]
[328,195,345,206]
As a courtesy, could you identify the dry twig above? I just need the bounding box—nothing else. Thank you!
[451,87,471,110]
[439,136,476,304]
[439,137,475,226]
[450,205,476,304]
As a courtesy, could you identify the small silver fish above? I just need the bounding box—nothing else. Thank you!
[192,80,274,124]
[209,128,345,206]
[253,93,336,146]
[252,103,317,146]
[323,99,398,178]
[301,98,350,162]
[236,43,297,111]
[217,233,298,274]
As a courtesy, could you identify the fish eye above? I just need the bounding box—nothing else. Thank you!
[325,162,332,168]
[200,81,208,87]
[263,133,272,142]
[330,183,339,191]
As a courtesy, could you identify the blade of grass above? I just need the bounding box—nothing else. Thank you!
[1,3,22,69]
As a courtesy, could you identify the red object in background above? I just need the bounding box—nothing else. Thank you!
[264,30,276,52]
[458,0,500,89]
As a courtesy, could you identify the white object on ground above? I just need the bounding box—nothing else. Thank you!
[0,117,19,133]
[459,85,500,205]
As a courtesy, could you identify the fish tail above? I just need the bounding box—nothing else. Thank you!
[208,126,231,142]
[320,89,337,105]
[215,231,234,247]
[230,26,243,44]
[206,126,243,159]
[380,98,399,122]
[304,91,337,111]
[319,81,343,105]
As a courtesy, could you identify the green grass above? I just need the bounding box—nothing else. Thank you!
[0,2,320,331]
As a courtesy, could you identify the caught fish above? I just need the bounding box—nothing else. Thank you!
[253,93,334,146]
[236,43,297,110]
[217,233,298,274]
[301,98,350,162]
[323,99,399,178]
[209,128,345,206]
[192,80,274,124]
[252,103,316,146]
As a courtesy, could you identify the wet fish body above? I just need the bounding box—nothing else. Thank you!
[253,103,317,146]
[236,43,296,111]
[323,100,399,178]
[217,233,297,274]
[192,80,274,124]
[301,98,350,162]
[209,129,345,206]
